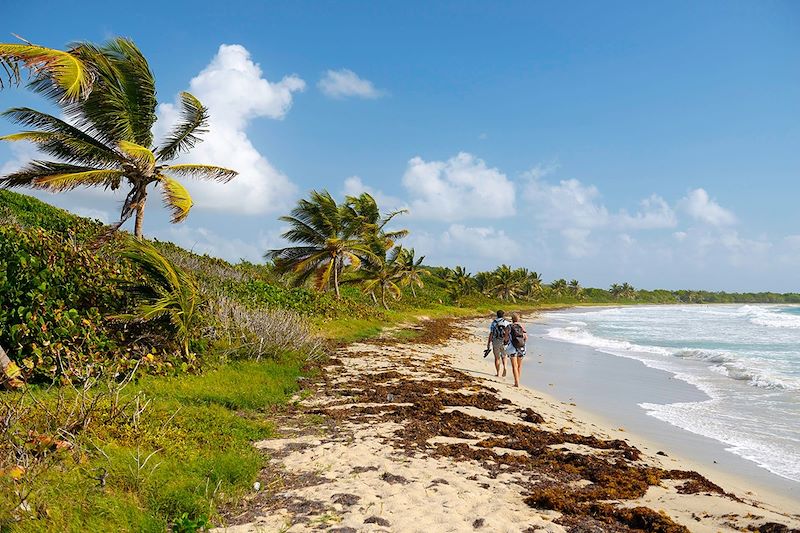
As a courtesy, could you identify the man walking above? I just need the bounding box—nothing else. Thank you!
[487,310,510,377]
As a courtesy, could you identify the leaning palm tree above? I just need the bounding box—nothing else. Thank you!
[490,265,523,302]
[395,247,429,298]
[0,38,237,237]
[351,245,404,310]
[267,190,376,299]
[113,238,200,358]
[342,192,408,246]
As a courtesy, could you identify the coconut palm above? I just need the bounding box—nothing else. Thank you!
[490,265,524,302]
[342,193,408,246]
[610,283,623,299]
[114,238,200,358]
[0,38,237,237]
[444,266,473,302]
[568,279,582,298]
[395,247,429,298]
[550,278,568,297]
[267,190,377,298]
[621,282,636,299]
[351,245,405,310]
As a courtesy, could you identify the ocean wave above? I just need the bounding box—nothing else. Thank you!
[738,305,800,330]
[546,324,800,391]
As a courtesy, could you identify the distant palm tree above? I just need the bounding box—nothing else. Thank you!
[516,268,543,299]
[351,245,404,310]
[445,266,473,302]
[0,38,237,237]
[550,278,568,297]
[267,190,376,298]
[473,271,492,296]
[490,265,523,302]
[610,283,623,299]
[621,282,636,299]
[568,279,582,298]
[395,247,429,298]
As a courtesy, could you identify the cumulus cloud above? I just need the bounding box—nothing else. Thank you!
[441,224,516,259]
[342,175,406,211]
[402,152,515,221]
[679,188,736,226]
[156,44,304,215]
[318,69,383,99]
[524,175,608,256]
[617,194,677,229]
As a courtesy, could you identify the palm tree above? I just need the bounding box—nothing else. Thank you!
[568,279,582,298]
[473,271,492,296]
[444,266,473,302]
[114,238,200,358]
[0,38,237,238]
[342,193,408,245]
[621,282,636,299]
[490,265,523,302]
[351,245,404,310]
[610,283,623,299]
[550,278,568,297]
[522,270,543,299]
[395,247,429,298]
[267,190,376,299]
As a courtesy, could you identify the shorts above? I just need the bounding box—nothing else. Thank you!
[507,345,526,358]
[491,339,506,358]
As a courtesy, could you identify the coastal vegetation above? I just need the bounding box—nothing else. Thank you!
[1,35,799,531]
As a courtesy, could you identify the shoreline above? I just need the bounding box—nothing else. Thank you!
[528,305,800,500]
[214,317,800,532]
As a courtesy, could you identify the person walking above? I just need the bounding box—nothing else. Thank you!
[486,310,511,377]
[506,312,528,387]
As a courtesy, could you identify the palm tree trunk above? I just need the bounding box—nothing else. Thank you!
[333,256,341,299]
[370,291,378,305]
[411,284,416,298]
[381,286,389,310]
[134,197,146,239]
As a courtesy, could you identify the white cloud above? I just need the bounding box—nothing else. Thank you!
[156,44,304,215]
[524,175,608,257]
[679,188,736,226]
[155,225,287,263]
[318,69,383,99]
[402,152,515,221]
[72,207,110,224]
[342,175,406,212]
[618,194,677,229]
[441,224,516,259]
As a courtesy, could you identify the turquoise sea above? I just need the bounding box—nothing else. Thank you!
[542,305,800,483]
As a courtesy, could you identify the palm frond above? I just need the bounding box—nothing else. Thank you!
[1,160,121,190]
[119,140,155,174]
[0,43,93,102]
[33,168,125,192]
[161,164,237,182]
[156,92,209,161]
[158,175,193,223]
[0,131,119,167]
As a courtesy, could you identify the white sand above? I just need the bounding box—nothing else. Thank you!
[213,318,800,533]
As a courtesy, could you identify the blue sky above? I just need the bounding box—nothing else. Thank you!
[2,1,800,291]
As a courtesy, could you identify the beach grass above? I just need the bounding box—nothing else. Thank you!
[2,356,306,532]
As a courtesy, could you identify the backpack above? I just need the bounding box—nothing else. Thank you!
[491,319,510,344]
[510,323,526,349]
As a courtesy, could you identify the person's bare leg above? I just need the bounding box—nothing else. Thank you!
[501,355,507,377]
[511,356,521,387]
[494,353,501,376]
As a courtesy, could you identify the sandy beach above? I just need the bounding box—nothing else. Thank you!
[213,317,800,532]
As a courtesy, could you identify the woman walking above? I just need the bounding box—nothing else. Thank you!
[506,312,528,387]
